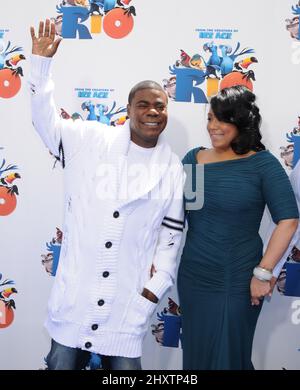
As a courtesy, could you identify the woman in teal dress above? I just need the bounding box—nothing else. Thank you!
[178,86,299,370]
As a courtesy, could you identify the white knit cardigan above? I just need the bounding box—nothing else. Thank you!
[29,55,185,358]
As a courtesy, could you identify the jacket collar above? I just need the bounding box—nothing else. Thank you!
[107,121,172,206]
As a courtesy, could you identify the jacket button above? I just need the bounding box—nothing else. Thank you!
[91,324,98,331]
[105,241,112,249]
[103,271,109,278]
[98,299,105,306]
[113,211,120,218]
[85,342,92,349]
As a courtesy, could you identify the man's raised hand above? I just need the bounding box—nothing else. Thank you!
[30,19,62,58]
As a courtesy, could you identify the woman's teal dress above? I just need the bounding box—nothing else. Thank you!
[178,149,299,370]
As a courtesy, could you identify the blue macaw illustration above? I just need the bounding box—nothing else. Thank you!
[169,65,207,103]
[104,0,116,12]
[88,0,105,15]
[219,43,255,77]
[96,101,127,124]
[286,131,300,168]
[81,101,98,121]
[156,311,182,348]
[203,41,222,66]
[96,104,110,124]
[0,39,23,70]
[46,242,61,277]
[57,5,92,39]
[292,2,300,40]
[191,53,220,79]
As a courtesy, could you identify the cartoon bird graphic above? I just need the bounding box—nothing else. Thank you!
[0,287,18,300]
[0,172,21,186]
[55,227,63,244]
[0,41,23,70]
[190,54,206,70]
[116,0,136,16]
[111,115,128,126]
[62,0,88,6]
[0,159,18,178]
[219,43,255,76]
[234,56,258,71]
[242,69,256,82]
[0,287,17,313]
[88,0,105,16]
[0,172,20,197]
[165,297,181,316]
[5,54,25,68]
[0,274,14,288]
[151,323,164,345]
[71,112,83,121]
[176,49,192,68]
[3,53,25,77]
[60,108,71,120]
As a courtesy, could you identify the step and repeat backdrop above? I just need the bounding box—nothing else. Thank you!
[1,0,300,369]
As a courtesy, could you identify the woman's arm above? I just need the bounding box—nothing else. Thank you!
[251,218,298,305]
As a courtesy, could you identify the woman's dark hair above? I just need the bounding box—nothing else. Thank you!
[210,86,265,154]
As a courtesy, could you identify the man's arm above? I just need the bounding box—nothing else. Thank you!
[29,20,103,164]
[143,166,185,302]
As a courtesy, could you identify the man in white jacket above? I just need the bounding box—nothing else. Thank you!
[29,20,185,370]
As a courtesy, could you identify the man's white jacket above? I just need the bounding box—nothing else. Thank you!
[29,55,185,358]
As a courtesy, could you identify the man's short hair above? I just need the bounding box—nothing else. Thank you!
[128,80,167,104]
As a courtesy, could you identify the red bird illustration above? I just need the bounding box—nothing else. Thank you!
[176,49,192,68]
[60,108,71,120]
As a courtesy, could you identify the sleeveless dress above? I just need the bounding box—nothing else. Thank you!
[178,148,299,370]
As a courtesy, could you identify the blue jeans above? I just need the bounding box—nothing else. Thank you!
[46,339,142,370]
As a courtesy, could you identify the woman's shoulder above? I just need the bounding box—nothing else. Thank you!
[253,150,281,165]
[182,146,207,165]
[253,150,286,174]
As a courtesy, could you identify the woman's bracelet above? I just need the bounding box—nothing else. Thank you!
[253,266,273,282]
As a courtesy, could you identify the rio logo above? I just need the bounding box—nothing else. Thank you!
[164,41,257,104]
[53,1,136,40]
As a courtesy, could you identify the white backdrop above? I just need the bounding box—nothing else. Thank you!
[0,0,300,369]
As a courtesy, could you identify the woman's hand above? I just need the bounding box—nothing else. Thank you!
[250,276,271,306]
[269,276,277,294]
[30,19,62,58]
